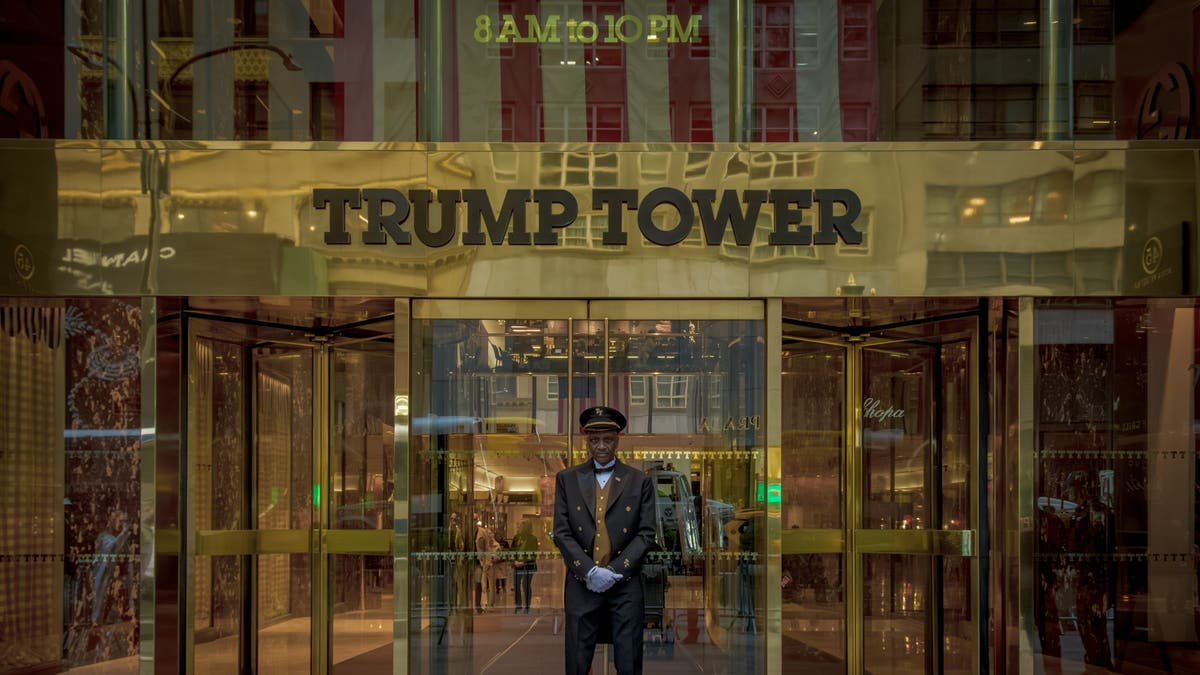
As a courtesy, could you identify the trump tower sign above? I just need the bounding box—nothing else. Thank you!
[312,187,864,248]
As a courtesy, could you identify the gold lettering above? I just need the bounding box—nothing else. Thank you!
[669,14,701,43]
[648,14,668,41]
[496,14,520,43]
[527,14,559,43]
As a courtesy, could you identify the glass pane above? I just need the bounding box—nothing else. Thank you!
[1033,300,1200,674]
[194,555,244,673]
[192,337,247,672]
[940,339,971,530]
[577,318,766,673]
[943,557,973,675]
[258,553,311,672]
[330,336,394,673]
[782,341,844,529]
[332,554,394,672]
[782,553,845,672]
[255,345,313,672]
[410,317,571,674]
[863,554,929,675]
[862,345,932,530]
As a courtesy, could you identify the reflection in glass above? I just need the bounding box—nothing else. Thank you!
[0,300,142,672]
[257,553,311,672]
[782,553,845,673]
[862,346,931,531]
[332,555,394,673]
[410,315,764,674]
[255,346,314,673]
[782,342,843,530]
[331,339,394,672]
[32,1,1200,141]
[192,337,247,672]
[863,555,928,675]
[1033,300,1200,675]
[194,555,244,674]
[943,557,973,675]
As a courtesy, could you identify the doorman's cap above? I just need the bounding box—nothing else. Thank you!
[579,406,627,432]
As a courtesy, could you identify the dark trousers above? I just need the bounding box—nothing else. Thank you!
[563,574,644,675]
[514,567,535,609]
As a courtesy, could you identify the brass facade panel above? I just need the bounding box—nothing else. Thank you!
[780,528,844,553]
[194,529,258,556]
[256,529,311,554]
[4,141,1195,299]
[412,299,587,319]
[156,528,181,555]
[853,529,975,556]
[323,529,392,554]
[588,299,762,319]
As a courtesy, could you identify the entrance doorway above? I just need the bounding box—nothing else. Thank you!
[408,300,766,675]
[780,298,985,675]
[171,298,396,673]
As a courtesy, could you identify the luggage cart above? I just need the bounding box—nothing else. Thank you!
[641,562,675,659]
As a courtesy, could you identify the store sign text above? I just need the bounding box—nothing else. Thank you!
[313,188,863,248]
[700,416,761,432]
[474,14,701,44]
[863,398,905,422]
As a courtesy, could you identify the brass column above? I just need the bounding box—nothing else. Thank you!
[138,297,157,675]
[845,344,863,675]
[1040,0,1073,139]
[1016,299,1038,672]
[313,341,332,673]
[394,299,412,675]
[765,300,783,674]
[419,0,450,141]
[728,0,754,141]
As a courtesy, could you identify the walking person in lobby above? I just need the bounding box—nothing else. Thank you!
[553,406,657,675]
[511,519,540,613]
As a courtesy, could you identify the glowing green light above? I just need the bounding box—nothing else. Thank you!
[313,485,320,507]
[271,487,279,506]
[757,482,781,505]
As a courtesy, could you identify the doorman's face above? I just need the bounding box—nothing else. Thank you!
[585,430,619,465]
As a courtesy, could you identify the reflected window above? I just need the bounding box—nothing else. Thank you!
[310,82,343,140]
[630,375,648,406]
[1075,81,1115,135]
[654,374,689,409]
[1075,170,1123,221]
[233,0,270,38]
[1074,0,1114,43]
[159,0,195,37]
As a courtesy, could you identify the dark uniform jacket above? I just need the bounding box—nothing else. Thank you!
[552,460,657,582]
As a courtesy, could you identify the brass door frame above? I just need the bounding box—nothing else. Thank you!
[782,313,982,675]
[181,312,394,674]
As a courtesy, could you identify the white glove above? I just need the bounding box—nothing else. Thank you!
[586,565,624,593]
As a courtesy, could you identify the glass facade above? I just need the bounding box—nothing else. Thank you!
[1,1,1197,141]
[0,2,1198,675]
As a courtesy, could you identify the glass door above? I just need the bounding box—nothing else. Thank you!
[180,301,393,674]
[781,300,982,675]
[408,300,765,675]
